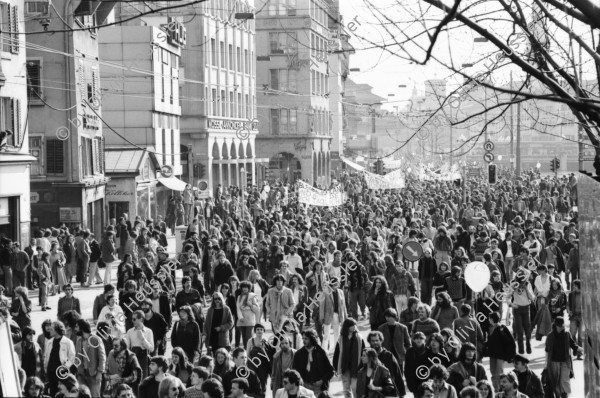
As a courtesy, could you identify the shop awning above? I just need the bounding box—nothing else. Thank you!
[340,156,365,171]
[158,176,187,191]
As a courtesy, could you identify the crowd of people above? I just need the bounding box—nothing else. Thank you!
[0,167,584,398]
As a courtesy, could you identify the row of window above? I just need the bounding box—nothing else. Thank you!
[160,129,176,167]
[310,32,329,60]
[29,136,104,177]
[269,108,331,136]
[208,88,253,119]
[267,0,296,16]
[210,38,253,75]
[309,0,328,27]
[311,69,329,96]
[269,32,297,55]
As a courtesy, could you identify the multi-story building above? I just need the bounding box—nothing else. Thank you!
[255,0,336,186]
[26,0,114,234]
[99,23,183,219]
[113,0,259,195]
[0,0,34,242]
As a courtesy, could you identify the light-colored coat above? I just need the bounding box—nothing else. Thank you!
[318,287,347,325]
[265,287,296,327]
[44,335,76,372]
[236,292,260,327]
[274,386,316,398]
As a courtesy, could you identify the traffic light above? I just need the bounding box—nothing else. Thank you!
[555,157,560,170]
[550,159,556,172]
[375,159,384,175]
[193,163,205,179]
[488,164,497,184]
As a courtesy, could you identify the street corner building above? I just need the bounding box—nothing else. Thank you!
[0,0,35,243]
[26,0,116,234]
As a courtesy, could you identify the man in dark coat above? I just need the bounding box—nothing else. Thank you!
[513,354,544,398]
[368,330,406,397]
[486,312,516,391]
[292,329,334,395]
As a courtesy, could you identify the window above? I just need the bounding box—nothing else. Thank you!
[161,63,165,102]
[220,41,225,68]
[220,90,226,116]
[270,109,280,135]
[245,94,249,119]
[269,32,296,54]
[236,47,241,72]
[162,129,167,165]
[25,1,48,16]
[82,137,94,177]
[211,88,217,115]
[171,130,175,165]
[27,60,42,98]
[267,0,296,16]
[270,109,297,135]
[0,97,21,147]
[238,93,243,118]
[0,3,19,54]
[270,69,297,92]
[211,39,217,66]
[229,92,234,117]
[228,44,233,70]
[46,139,64,174]
[29,136,42,175]
[244,49,249,74]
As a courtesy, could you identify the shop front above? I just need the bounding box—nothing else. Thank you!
[0,153,34,243]
[105,148,160,222]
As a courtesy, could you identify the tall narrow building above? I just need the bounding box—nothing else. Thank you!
[255,0,336,186]
[112,0,259,196]
[26,0,115,233]
[0,0,34,242]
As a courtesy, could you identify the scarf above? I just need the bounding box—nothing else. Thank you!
[306,346,314,371]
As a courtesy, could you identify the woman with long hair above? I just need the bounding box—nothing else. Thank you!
[423,333,453,369]
[366,275,397,330]
[547,278,567,321]
[158,376,186,398]
[477,379,495,398]
[172,305,201,364]
[248,269,269,322]
[441,328,461,363]
[168,347,194,387]
[236,281,260,349]
[431,292,459,330]
[332,318,364,398]
[49,241,67,294]
[433,262,452,297]
[204,292,234,355]
[213,347,233,378]
[11,286,32,329]
[56,284,81,325]
[23,376,49,398]
[355,348,396,398]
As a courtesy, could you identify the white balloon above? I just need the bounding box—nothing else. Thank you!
[464,261,491,293]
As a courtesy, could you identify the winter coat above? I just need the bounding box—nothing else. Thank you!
[485,324,516,362]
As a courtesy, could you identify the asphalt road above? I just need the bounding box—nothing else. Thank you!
[25,236,585,397]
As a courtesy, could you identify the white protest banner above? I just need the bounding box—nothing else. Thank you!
[364,169,405,190]
[297,180,346,207]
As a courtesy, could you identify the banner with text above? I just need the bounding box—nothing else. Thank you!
[297,181,346,207]
[364,169,406,190]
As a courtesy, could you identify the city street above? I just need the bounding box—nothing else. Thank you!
[24,237,585,397]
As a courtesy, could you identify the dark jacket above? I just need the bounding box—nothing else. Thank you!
[292,345,334,390]
[355,364,396,398]
[486,324,516,362]
[516,368,544,398]
[499,239,519,259]
[366,290,397,326]
[223,366,262,398]
[448,361,488,394]
[377,322,411,364]
[171,319,201,361]
[377,348,406,397]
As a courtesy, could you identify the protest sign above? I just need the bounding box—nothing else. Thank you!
[297,181,346,206]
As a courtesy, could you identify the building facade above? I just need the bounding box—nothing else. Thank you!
[26,0,114,234]
[99,24,183,219]
[0,0,34,243]
[113,0,259,196]
[255,0,335,186]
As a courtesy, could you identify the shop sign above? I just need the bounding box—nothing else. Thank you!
[106,180,136,202]
[59,207,82,222]
[208,118,258,131]
[30,192,39,204]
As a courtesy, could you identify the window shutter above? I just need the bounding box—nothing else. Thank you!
[79,64,87,104]
[47,140,65,174]
[12,98,21,145]
[11,5,19,54]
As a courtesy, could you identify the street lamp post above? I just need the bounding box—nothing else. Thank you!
[240,167,246,221]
